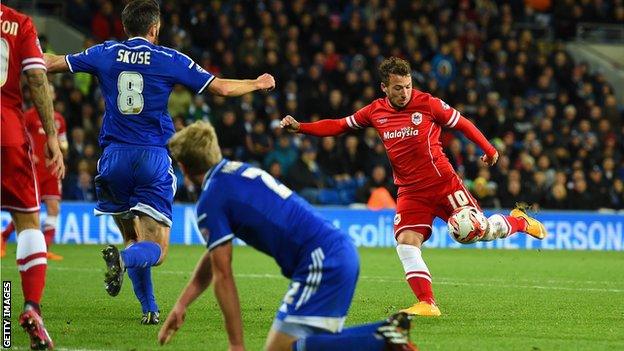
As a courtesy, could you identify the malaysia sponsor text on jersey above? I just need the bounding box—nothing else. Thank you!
[382,126,419,140]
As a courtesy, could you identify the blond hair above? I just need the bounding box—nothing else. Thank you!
[168,121,222,175]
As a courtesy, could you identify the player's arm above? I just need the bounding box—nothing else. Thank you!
[430,97,498,166]
[210,242,245,350]
[453,117,499,166]
[209,74,275,97]
[43,53,69,73]
[280,115,350,136]
[158,250,214,345]
[25,68,65,178]
[173,51,274,98]
[281,104,371,137]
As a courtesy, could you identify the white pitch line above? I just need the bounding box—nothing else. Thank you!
[15,266,621,294]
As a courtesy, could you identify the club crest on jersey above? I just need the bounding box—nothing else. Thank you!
[411,112,422,126]
[394,214,401,225]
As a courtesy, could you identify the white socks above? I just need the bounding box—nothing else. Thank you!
[481,214,511,241]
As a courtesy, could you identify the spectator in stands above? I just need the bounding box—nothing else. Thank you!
[264,135,298,175]
[216,110,247,160]
[91,0,123,41]
[246,120,273,165]
[286,146,325,204]
[355,165,396,207]
[168,84,192,119]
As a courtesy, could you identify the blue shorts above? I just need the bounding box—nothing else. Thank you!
[274,237,359,335]
[93,145,176,227]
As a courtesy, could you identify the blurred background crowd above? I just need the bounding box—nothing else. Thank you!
[22,0,624,210]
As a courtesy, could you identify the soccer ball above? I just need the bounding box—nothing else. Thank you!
[447,206,488,244]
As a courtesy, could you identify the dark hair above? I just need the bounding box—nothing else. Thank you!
[121,0,160,37]
[378,57,411,84]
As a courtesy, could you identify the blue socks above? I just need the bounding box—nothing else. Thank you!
[122,241,161,313]
[293,322,385,351]
[127,266,159,313]
[120,241,161,268]
[127,267,148,313]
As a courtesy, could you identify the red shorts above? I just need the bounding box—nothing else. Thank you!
[1,144,40,212]
[394,174,481,241]
[38,173,61,200]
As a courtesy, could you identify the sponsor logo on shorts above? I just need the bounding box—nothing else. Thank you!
[394,214,401,225]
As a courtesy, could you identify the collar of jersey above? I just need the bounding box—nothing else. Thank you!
[202,158,228,189]
[127,36,151,43]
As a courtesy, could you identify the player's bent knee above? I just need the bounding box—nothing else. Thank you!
[155,242,169,266]
[11,212,40,233]
[396,229,425,247]
[264,328,297,351]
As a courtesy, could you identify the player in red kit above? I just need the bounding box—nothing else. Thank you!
[0,4,65,349]
[281,57,547,317]
[1,83,67,260]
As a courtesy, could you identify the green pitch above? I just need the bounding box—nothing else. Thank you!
[1,245,623,350]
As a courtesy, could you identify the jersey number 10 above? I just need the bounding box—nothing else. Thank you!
[117,71,144,114]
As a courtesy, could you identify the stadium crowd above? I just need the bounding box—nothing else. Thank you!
[27,0,624,210]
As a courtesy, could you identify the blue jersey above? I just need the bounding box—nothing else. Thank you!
[66,37,214,148]
[196,159,349,278]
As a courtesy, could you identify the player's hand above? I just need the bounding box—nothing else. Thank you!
[279,115,300,133]
[255,73,275,91]
[158,305,186,345]
[481,151,499,167]
[228,345,245,351]
[45,136,65,179]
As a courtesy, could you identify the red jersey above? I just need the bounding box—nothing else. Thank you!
[348,90,462,189]
[24,107,66,177]
[298,89,496,191]
[0,5,47,146]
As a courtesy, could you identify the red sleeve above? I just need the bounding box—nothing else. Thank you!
[346,104,372,130]
[19,17,46,72]
[454,116,497,158]
[299,118,350,137]
[429,96,461,128]
[299,104,372,136]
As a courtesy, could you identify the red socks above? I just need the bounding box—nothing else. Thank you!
[16,229,47,306]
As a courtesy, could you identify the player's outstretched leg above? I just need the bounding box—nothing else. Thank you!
[102,244,125,296]
[480,203,548,242]
[292,312,417,351]
[510,203,548,239]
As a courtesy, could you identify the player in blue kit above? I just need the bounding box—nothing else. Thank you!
[159,121,417,351]
[44,0,275,324]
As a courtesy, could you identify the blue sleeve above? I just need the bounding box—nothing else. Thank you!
[196,192,233,251]
[65,44,105,74]
[170,51,215,94]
